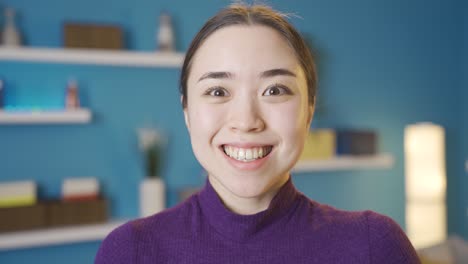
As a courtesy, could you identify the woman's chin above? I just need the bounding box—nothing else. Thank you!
[210,174,287,200]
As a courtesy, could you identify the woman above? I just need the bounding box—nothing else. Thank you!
[96,4,420,263]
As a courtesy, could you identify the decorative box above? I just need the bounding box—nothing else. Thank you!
[0,203,47,232]
[300,129,336,160]
[63,23,124,50]
[336,130,377,155]
[47,199,108,227]
[0,199,108,233]
[0,180,37,208]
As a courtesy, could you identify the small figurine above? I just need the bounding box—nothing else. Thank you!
[156,12,175,52]
[65,79,80,109]
[2,7,22,46]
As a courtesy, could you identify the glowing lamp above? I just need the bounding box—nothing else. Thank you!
[404,122,446,249]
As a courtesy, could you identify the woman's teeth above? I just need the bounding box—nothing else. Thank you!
[223,145,272,162]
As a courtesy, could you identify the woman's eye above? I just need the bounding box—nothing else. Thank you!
[204,87,230,97]
[262,84,292,96]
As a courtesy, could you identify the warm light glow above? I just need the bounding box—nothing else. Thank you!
[404,123,447,249]
[405,123,446,201]
[406,202,446,248]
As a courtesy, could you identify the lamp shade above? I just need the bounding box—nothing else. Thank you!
[406,201,446,249]
[404,122,447,249]
[404,123,446,201]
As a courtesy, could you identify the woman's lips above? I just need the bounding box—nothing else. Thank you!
[222,144,273,161]
[220,144,273,171]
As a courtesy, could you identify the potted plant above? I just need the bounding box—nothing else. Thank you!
[138,127,166,217]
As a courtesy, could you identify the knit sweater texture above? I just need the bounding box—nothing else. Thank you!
[95,178,421,263]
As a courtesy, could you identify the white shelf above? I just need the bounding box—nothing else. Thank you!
[0,47,184,67]
[0,220,126,251]
[292,154,394,172]
[0,109,92,124]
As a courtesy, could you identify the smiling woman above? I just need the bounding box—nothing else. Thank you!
[95,3,421,264]
[183,24,313,215]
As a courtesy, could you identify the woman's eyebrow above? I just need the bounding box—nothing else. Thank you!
[197,68,296,83]
[260,68,296,78]
[198,71,233,82]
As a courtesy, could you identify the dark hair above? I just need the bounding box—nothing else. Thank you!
[179,3,317,108]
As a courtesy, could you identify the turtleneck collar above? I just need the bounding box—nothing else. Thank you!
[198,177,300,242]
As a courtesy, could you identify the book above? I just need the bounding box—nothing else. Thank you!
[0,180,37,208]
[300,129,336,160]
[62,177,99,201]
[336,130,377,155]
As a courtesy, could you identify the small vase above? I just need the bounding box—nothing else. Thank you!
[2,8,21,46]
[156,12,174,52]
[139,177,165,217]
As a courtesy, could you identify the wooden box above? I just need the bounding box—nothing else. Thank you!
[64,23,124,50]
[0,199,108,233]
[47,199,108,227]
[0,203,47,232]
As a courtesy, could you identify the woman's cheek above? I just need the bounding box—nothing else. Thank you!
[266,100,306,133]
[191,104,225,135]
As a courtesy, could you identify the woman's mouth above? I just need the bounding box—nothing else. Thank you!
[222,145,273,162]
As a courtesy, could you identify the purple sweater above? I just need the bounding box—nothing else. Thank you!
[95,178,420,263]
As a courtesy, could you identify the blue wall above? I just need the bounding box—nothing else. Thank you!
[460,0,468,239]
[0,0,465,262]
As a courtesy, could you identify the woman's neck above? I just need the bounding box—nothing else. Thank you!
[208,175,289,215]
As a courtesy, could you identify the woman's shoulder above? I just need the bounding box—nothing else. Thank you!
[300,196,372,227]
[305,198,409,240]
[127,193,200,237]
[94,219,136,263]
[301,196,398,229]
[363,210,420,263]
[95,194,201,263]
[303,198,419,263]
[296,197,420,263]
[136,197,199,233]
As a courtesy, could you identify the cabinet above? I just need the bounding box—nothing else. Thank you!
[0,46,184,250]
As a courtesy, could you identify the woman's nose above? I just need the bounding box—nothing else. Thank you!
[228,97,265,133]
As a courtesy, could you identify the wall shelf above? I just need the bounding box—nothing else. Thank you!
[0,220,126,251]
[0,109,92,124]
[0,47,185,67]
[292,154,394,172]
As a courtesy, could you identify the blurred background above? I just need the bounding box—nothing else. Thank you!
[0,0,466,263]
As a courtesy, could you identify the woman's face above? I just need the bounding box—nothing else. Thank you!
[184,25,313,201]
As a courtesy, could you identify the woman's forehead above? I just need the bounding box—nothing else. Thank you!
[189,25,302,82]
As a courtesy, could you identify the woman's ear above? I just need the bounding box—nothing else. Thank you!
[307,104,315,128]
[181,96,191,132]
